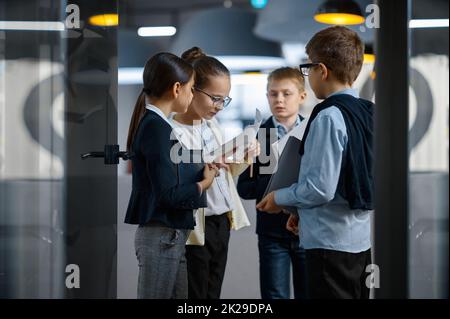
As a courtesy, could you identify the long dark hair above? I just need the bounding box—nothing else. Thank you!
[127,52,194,150]
[181,47,230,89]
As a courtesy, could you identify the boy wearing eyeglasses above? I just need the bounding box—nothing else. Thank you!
[257,26,374,299]
[237,67,308,299]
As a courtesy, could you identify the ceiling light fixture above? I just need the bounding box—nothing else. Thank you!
[314,0,365,25]
[409,19,449,28]
[137,26,177,37]
[88,14,119,27]
[0,21,65,31]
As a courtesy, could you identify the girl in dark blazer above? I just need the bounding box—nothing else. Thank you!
[124,52,218,299]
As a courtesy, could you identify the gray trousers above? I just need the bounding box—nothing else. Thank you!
[135,222,190,299]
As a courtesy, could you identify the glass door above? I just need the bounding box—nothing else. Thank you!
[0,0,121,298]
[407,0,449,298]
[374,0,448,299]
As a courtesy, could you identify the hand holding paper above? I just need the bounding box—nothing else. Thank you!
[244,140,261,161]
[207,109,263,163]
[212,154,231,171]
[245,140,260,178]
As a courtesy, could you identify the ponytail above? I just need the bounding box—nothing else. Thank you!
[181,46,230,89]
[126,91,146,151]
[126,52,194,151]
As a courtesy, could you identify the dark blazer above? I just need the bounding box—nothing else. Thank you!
[124,110,204,229]
[237,115,303,239]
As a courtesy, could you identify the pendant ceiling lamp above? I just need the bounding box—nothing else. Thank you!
[254,0,374,44]
[314,0,365,25]
[89,13,119,27]
[363,42,375,64]
[170,7,285,72]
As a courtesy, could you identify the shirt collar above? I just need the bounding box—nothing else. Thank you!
[328,88,359,99]
[272,115,301,132]
[145,104,174,128]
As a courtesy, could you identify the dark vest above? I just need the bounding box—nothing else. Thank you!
[237,115,305,238]
[300,93,374,210]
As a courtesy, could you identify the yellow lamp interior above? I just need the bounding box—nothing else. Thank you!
[364,53,376,64]
[314,13,365,25]
[88,14,119,27]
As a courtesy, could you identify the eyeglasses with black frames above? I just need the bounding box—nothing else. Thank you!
[299,62,331,76]
[193,87,232,108]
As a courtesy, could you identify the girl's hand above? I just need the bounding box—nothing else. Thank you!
[244,140,261,162]
[200,164,218,190]
[212,156,230,171]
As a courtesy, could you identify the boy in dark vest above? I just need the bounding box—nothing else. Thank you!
[257,26,374,299]
[238,67,308,299]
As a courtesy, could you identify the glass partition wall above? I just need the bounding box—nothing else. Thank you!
[375,0,448,299]
[1,0,447,300]
[408,0,449,299]
[0,0,118,298]
[0,0,66,298]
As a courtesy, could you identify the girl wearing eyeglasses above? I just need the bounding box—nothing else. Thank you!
[170,46,259,299]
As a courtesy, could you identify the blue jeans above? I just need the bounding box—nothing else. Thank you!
[258,234,307,299]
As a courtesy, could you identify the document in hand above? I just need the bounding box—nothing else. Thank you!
[271,119,307,156]
[263,119,308,215]
[206,109,263,162]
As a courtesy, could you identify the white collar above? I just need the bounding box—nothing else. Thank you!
[145,104,174,128]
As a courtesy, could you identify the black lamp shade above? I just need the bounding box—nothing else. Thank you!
[316,0,363,16]
[170,8,282,58]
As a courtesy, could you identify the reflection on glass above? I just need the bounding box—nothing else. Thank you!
[0,0,66,298]
[408,0,449,298]
[1,0,119,299]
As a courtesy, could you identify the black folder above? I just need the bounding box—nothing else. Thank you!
[263,136,302,214]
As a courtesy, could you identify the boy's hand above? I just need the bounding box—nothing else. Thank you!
[256,192,282,213]
[286,214,299,236]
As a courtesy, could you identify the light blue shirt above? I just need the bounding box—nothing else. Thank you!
[272,116,301,139]
[274,89,372,253]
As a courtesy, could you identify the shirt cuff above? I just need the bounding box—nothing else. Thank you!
[274,187,297,207]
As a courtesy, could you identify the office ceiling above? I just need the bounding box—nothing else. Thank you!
[118,0,448,58]
[0,0,447,59]
[119,0,252,29]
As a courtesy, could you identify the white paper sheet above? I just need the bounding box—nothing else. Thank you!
[207,109,263,161]
[271,118,308,158]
